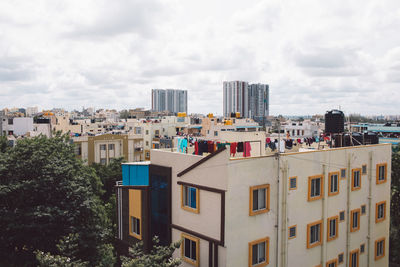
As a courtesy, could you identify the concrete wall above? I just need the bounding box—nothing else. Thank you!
[149,144,390,267]
[13,117,33,136]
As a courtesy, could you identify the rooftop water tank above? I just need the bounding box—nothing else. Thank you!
[325,110,345,134]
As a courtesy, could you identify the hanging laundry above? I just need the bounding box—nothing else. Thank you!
[237,142,244,152]
[180,138,188,153]
[195,141,199,155]
[279,140,285,153]
[230,142,237,156]
[266,138,271,143]
[206,141,213,153]
[244,142,251,157]
[177,138,182,152]
[218,143,228,150]
[285,139,293,149]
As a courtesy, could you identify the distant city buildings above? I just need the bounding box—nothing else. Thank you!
[223,81,269,120]
[151,89,188,114]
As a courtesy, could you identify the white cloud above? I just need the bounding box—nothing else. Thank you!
[0,0,399,115]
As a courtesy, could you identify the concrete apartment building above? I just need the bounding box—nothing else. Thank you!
[72,133,143,164]
[223,81,269,119]
[116,142,390,267]
[152,89,188,114]
[282,119,323,138]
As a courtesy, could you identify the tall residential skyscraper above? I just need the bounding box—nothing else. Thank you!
[223,81,269,119]
[152,89,188,114]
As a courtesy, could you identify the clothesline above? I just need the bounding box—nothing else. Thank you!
[174,136,262,158]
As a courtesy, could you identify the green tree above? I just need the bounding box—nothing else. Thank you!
[0,134,112,266]
[390,145,400,264]
[0,135,9,153]
[121,237,181,267]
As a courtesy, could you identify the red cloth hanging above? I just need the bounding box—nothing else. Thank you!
[244,142,251,157]
[230,142,237,156]
[195,141,199,155]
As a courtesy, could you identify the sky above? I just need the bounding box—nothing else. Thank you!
[1,0,400,116]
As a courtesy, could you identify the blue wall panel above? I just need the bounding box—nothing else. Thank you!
[122,164,149,186]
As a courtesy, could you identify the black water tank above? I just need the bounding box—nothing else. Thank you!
[325,110,345,134]
[364,132,379,144]
[351,132,363,146]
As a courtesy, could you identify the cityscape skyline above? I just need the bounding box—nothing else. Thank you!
[1,0,400,116]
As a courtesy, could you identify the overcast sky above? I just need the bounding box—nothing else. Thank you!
[1,0,400,115]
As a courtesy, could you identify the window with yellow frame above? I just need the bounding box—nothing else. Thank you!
[375,237,385,261]
[350,209,360,232]
[308,175,324,201]
[181,185,200,214]
[376,163,387,184]
[181,233,199,267]
[326,258,338,267]
[328,172,339,196]
[307,220,323,249]
[248,237,269,267]
[249,184,270,216]
[327,215,339,242]
[351,168,361,191]
[375,201,386,223]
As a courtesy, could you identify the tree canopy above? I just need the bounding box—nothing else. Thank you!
[0,134,111,266]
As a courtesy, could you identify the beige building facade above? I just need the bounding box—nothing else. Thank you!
[147,143,391,267]
[73,133,143,164]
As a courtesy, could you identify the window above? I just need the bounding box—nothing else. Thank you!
[145,130,149,135]
[288,225,296,239]
[289,177,297,190]
[307,220,323,248]
[108,144,115,150]
[351,169,361,191]
[214,131,218,136]
[361,205,366,215]
[376,163,387,184]
[340,169,346,179]
[360,243,365,254]
[249,237,269,267]
[100,144,106,151]
[181,185,199,213]
[338,253,344,264]
[308,175,323,201]
[327,216,339,242]
[249,184,270,216]
[350,209,360,232]
[362,165,367,175]
[375,201,386,223]
[326,258,338,267]
[100,158,107,165]
[349,249,359,267]
[328,172,339,196]
[74,144,81,156]
[146,141,149,146]
[181,233,199,266]
[375,238,385,261]
[130,216,140,237]
[339,211,345,222]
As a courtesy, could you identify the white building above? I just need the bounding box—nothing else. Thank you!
[223,81,269,119]
[26,106,38,117]
[117,142,391,267]
[152,89,188,114]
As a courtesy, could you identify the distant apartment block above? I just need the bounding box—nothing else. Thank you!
[26,106,38,117]
[152,89,188,114]
[223,81,269,119]
[116,143,390,267]
[72,133,143,164]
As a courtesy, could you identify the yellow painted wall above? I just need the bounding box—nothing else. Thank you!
[129,189,142,239]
